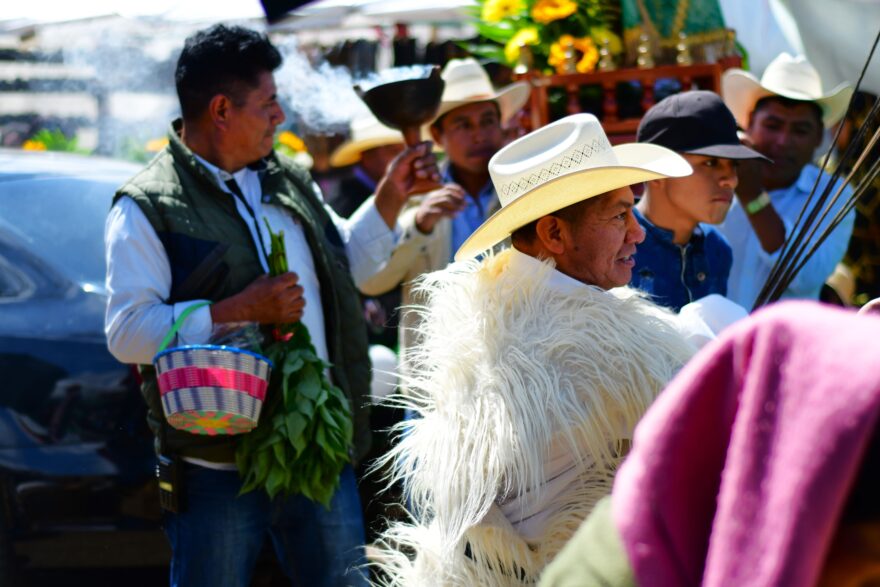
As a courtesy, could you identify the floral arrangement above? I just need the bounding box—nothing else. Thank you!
[470,0,622,74]
[274,130,314,169]
[22,129,88,153]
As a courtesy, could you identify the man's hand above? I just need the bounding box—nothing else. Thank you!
[733,133,767,205]
[414,184,467,234]
[210,273,305,325]
[733,132,786,254]
[374,141,440,229]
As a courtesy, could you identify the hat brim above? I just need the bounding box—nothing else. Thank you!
[685,142,772,161]
[722,69,854,129]
[454,143,692,261]
[329,135,405,168]
[423,81,532,143]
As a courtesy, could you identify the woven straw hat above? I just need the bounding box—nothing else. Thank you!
[330,113,404,168]
[431,58,530,125]
[454,113,692,261]
[722,53,854,129]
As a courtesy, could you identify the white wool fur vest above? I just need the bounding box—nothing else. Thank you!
[373,249,695,586]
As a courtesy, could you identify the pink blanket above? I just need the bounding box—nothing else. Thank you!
[613,301,880,587]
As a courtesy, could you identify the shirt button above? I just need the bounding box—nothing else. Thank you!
[697,272,707,282]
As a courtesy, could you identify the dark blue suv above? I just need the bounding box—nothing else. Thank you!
[0,150,168,581]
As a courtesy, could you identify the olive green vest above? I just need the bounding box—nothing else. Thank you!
[115,122,371,465]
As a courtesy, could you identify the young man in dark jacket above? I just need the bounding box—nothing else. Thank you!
[630,90,766,311]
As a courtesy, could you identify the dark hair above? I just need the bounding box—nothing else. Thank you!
[510,196,595,246]
[175,25,282,121]
[752,95,824,129]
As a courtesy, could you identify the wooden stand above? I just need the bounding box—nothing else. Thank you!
[515,58,742,143]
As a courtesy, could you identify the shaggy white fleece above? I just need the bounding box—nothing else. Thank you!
[372,249,695,586]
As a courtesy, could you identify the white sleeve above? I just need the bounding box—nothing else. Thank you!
[677,294,749,349]
[104,196,214,365]
[309,176,401,287]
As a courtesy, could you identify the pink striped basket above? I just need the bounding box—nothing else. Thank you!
[152,302,273,436]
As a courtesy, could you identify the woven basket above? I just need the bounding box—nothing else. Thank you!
[152,303,273,436]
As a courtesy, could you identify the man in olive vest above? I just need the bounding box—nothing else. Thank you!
[104,25,436,587]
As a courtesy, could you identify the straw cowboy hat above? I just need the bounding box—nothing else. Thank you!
[722,53,854,129]
[330,113,404,168]
[431,58,531,125]
[454,113,692,261]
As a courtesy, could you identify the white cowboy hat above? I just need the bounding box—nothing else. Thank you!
[722,53,854,129]
[330,113,404,168]
[454,113,692,261]
[431,58,531,126]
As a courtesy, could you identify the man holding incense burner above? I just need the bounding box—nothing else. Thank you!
[359,57,530,379]
[104,24,436,587]
[718,53,855,308]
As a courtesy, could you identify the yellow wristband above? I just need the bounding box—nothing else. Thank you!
[745,191,772,215]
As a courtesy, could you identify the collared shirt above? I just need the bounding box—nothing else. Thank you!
[630,208,733,312]
[718,164,855,309]
[443,164,498,259]
[105,153,399,369]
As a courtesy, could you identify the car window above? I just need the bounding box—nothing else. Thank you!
[0,176,124,287]
[0,253,34,300]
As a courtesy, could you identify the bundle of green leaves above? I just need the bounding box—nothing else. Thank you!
[235,220,354,507]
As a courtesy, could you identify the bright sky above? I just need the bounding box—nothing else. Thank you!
[0,0,266,23]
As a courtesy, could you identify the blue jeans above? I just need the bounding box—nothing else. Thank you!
[163,463,368,587]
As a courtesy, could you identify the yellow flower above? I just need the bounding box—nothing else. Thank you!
[590,27,623,55]
[481,0,524,23]
[548,35,598,74]
[531,0,577,24]
[277,130,306,152]
[575,37,598,73]
[22,139,46,151]
[504,27,540,64]
[145,137,169,152]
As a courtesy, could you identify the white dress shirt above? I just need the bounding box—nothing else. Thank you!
[105,154,398,368]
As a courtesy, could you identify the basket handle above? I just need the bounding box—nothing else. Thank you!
[157,301,212,354]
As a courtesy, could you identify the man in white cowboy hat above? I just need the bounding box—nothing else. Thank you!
[372,114,738,585]
[326,112,405,219]
[718,52,856,308]
[359,57,530,376]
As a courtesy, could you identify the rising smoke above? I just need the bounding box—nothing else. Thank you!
[14,19,399,156]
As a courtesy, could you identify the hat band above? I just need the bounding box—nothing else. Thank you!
[495,137,613,205]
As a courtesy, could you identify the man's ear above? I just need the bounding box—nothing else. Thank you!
[429,124,443,146]
[208,94,233,129]
[535,215,566,255]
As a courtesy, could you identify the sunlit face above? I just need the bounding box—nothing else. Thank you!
[748,99,823,190]
[225,70,286,167]
[555,187,646,289]
[663,154,739,225]
[431,101,503,174]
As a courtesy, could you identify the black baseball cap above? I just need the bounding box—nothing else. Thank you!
[637,90,770,161]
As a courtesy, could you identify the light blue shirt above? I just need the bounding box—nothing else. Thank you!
[718,164,855,309]
[443,165,498,260]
